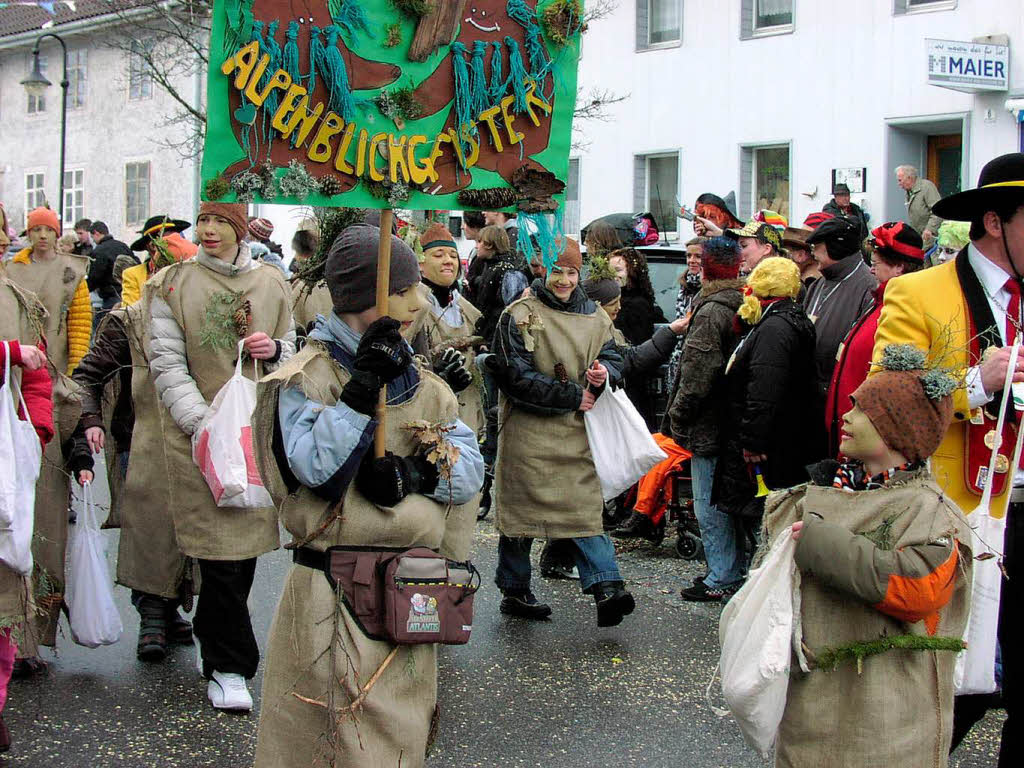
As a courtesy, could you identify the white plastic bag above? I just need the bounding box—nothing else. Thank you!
[718,527,808,758]
[192,341,273,509]
[67,482,123,648]
[0,341,41,575]
[583,387,667,501]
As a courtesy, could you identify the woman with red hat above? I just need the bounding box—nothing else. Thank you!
[825,221,925,456]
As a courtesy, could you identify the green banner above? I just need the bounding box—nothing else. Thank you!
[201,0,583,213]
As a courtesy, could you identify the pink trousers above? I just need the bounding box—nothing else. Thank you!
[0,627,17,712]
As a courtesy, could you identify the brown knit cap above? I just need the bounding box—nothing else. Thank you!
[555,236,582,271]
[198,202,248,244]
[419,222,457,251]
[851,370,954,463]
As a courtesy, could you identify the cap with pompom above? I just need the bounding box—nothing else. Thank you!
[851,344,958,463]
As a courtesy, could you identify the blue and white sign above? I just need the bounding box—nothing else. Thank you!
[927,39,1010,93]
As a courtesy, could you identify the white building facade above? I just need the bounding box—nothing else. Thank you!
[569,0,1024,239]
[0,4,204,245]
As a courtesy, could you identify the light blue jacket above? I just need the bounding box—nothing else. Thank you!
[277,313,483,504]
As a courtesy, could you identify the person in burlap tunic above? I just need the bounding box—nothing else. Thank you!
[0,271,53,751]
[5,207,90,673]
[759,345,971,768]
[147,202,295,711]
[251,224,483,768]
[490,237,634,627]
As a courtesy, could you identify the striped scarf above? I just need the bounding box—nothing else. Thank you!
[832,460,922,493]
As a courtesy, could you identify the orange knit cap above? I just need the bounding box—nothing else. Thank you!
[555,236,582,271]
[419,222,457,251]
[26,207,60,234]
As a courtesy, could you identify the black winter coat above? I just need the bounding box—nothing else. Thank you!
[491,280,623,415]
[472,252,529,347]
[822,200,869,240]
[713,299,825,515]
[88,235,134,301]
[614,285,667,346]
[71,312,134,452]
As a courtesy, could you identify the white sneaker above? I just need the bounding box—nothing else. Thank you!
[207,670,253,711]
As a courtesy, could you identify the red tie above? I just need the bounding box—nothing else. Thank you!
[1005,279,1021,345]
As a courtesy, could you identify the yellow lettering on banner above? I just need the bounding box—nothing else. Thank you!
[308,112,344,163]
[459,124,480,168]
[476,106,504,153]
[424,132,452,183]
[243,55,272,105]
[368,133,388,181]
[271,83,309,137]
[500,95,525,146]
[282,96,324,147]
[221,41,260,91]
[407,135,430,185]
[355,129,369,178]
[447,127,467,169]
[523,83,553,127]
[334,122,356,174]
[256,69,292,108]
[388,134,410,184]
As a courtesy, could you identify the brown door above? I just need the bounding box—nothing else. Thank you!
[927,134,962,198]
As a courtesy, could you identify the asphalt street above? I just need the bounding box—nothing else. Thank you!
[1,478,1006,767]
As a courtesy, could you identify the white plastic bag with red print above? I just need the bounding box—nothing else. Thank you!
[192,341,273,509]
[0,341,41,575]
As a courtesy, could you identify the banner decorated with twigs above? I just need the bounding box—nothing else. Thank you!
[202,0,582,224]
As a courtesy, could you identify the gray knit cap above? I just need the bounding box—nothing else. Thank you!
[582,277,621,305]
[326,223,420,313]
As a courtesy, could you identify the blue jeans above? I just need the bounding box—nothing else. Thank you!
[691,455,744,589]
[496,534,622,593]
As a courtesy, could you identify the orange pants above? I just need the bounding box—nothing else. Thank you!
[634,434,692,525]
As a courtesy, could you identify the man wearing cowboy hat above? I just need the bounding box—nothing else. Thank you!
[120,215,198,307]
[873,152,1024,767]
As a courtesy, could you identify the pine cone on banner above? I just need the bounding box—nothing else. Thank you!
[457,187,518,210]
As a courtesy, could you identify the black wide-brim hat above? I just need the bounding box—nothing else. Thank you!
[932,153,1024,221]
[130,215,191,251]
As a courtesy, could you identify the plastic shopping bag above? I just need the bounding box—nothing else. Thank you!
[0,342,41,575]
[192,341,273,508]
[67,482,123,648]
[583,387,667,501]
[718,528,808,758]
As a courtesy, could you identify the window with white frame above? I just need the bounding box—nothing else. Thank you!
[129,39,154,101]
[564,158,581,235]
[63,169,85,227]
[25,172,46,213]
[894,0,957,14]
[634,152,679,236]
[67,50,87,109]
[26,54,47,114]
[636,0,682,51]
[740,144,791,220]
[125,161,150,225]
[741,0,794,39]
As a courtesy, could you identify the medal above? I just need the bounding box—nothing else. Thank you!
[995,454,1011,473]
[984,429,1000,449]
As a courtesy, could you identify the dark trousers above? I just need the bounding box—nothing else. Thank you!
[193,558,259,679]
[951,503,1021,765]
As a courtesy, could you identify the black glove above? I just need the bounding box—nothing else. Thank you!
[339,368,383,416]
[435,347,473,393]
[355,451,440,507]
[354,317,412,380]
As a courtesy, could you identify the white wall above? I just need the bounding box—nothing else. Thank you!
[573,0,1024,234]
[0,26,201,245]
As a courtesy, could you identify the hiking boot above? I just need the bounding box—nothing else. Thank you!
[611,511,653,539]
[592,581,636,628]
[136,596,168,662]
[11,657,47,679]
[207,671,252,712]
[0,713,10,753]
[644,516,667,546]
[167,608,194,645]
[499,591,552,620]
[680,580,739,603]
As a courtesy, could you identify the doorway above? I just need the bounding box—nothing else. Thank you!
[927,134,963,198]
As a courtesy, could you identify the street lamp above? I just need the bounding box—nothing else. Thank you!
[20,33,69,225]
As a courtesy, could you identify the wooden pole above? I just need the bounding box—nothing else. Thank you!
[374,209,394,458]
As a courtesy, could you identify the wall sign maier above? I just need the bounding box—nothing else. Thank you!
[926,38,1009,93]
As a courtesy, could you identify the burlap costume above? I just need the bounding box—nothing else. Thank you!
[494,295,616,539]
[252,342,474,768]
[5,252,87,649]
[290,281,333,334]
[117,297,190,598]
[0,276,47,634]
[761,470,971,768]
[148,259,290,560]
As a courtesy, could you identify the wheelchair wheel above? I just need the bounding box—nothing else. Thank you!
[675,532,704,561]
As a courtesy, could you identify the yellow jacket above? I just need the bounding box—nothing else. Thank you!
[873,257,1009,517]
[120,262,147,307]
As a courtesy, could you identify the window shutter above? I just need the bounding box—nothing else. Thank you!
[636,0,649,51]
[893,0,909,14]
[740,0,754,40]
[634,156,647,212]
[740,149,754,219]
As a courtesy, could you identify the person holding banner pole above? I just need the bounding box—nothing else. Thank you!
[873,152,1024,766]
